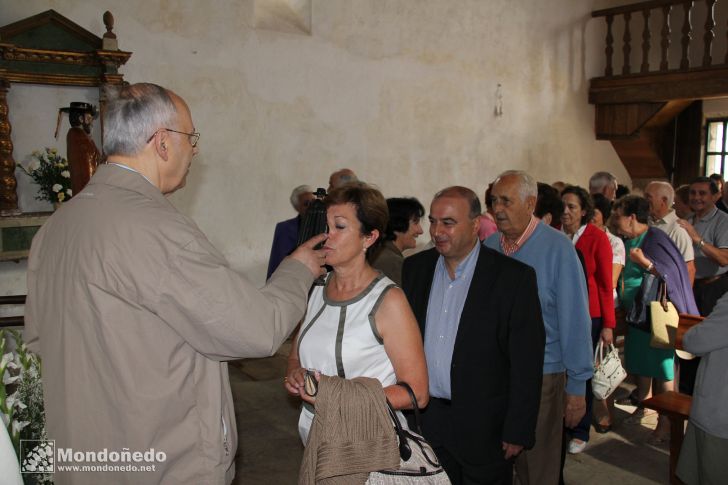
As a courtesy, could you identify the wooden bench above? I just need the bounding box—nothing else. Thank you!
[640,313,702,485]
[642,391,691,485]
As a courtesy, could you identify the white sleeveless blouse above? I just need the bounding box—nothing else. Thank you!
[296,272,398,443]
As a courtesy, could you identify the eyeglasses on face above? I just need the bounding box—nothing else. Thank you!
[147,128,200,148]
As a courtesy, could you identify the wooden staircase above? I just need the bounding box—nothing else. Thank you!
[590,0,728,184]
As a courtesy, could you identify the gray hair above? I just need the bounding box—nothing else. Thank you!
[290,185,312,210]
[589,171,617,192]
[646,181,674,207]
[102,83,178,156]
[494,170,538,201]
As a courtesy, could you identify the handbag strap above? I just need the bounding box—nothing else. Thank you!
[395,381,423,434]
[594,340,604,366]
[659,279,669,311]
[385,399,412,461]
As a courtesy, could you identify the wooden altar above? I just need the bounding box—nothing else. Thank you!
[0,9,131,215]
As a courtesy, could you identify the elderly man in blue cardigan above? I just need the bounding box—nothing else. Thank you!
[485,170,593,485]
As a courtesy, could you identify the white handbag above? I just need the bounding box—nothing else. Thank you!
[592,341,627,400]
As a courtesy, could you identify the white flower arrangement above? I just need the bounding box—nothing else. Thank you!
[0,329,51,484]
[17,148,72,205]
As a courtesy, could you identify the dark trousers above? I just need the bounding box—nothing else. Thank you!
[423,398,513,485]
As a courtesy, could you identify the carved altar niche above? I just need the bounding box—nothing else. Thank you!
[0,9,131,215]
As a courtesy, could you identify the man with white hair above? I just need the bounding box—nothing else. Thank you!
[267,184,315,279]
[485,170,592,483]
[589,171,618,201]
[25,83,326,484]
[644,181,696,284]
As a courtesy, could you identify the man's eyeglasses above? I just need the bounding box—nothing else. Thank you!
[147,128,200,148]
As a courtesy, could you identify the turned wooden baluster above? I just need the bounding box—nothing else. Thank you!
[680,1,694,70]
[605,14,614,76]
[623,12,632,75]
[703,0,716,66]
[641,9,651,73]
[661,5,672,71]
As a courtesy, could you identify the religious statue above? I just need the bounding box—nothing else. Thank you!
[56,102,101,196]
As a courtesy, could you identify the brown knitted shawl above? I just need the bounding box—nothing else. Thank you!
[298,375,400,484]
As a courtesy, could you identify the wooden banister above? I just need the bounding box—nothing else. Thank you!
[593,0,686,17]
[703,0,716,66]
[593,0,725,78]
[680,1,694,70]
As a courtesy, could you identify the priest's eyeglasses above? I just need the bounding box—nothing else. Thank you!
[147,128,200,147]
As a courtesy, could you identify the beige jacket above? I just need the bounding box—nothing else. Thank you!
[25,164,314,484]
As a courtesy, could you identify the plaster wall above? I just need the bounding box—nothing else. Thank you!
[0,0,627,296]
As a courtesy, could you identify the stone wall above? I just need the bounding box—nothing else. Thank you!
[0,0,627,295]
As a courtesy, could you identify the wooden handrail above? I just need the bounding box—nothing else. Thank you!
[593,0,689,18]
[0,295,26,305]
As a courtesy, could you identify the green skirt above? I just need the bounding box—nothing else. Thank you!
[624,325,674,380]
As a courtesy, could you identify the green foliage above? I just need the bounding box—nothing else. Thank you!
[17,148,73,204]
[0,329,51,484]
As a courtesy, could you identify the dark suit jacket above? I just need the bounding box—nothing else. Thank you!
[402,246,545,466]
[266,216,300,280]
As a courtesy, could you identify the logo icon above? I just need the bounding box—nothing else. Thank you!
[20,440,55,473]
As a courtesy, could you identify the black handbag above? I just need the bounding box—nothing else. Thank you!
[625,273,661,332]
[366,382,451,484]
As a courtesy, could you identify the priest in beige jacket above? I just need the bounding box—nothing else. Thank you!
[24,83,326,485]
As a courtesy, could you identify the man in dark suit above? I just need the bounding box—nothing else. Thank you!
[402,186,545,484]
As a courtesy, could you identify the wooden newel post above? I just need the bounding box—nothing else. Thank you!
[0,78,19,215]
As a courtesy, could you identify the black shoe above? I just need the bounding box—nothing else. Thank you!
[593,422,612,434]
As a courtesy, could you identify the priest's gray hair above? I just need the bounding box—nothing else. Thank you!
[290,185,312,210]
[103,83,178,156]
[494,170,538,201]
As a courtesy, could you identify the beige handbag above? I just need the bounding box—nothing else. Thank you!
[649,280,679,349]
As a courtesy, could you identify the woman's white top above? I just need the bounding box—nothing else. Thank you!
[296,272,399,443]
[606,229,626,306]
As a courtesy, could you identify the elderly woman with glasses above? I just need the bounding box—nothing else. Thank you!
[613,195,698,443]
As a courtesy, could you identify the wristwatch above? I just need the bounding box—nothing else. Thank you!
[698,239,706,248]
